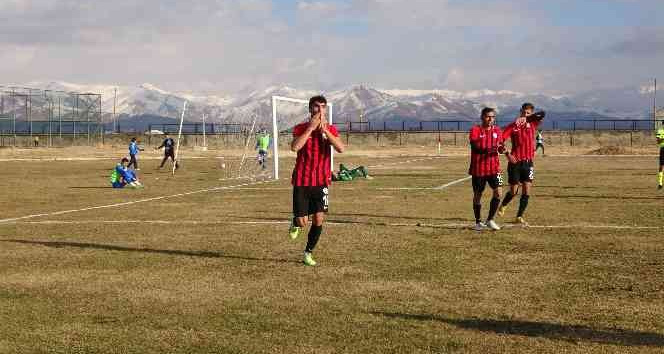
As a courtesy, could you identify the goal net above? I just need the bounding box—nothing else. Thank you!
[271,95,335,180]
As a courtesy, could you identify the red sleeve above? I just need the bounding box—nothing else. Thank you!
[327,124,340,137]
[502,123,514,140]
[469,126,479,142]
[530,120,540,130]
[293,123,306,137]
[495,127,504,144]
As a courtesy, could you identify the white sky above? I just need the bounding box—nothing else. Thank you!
[0,0,662,94]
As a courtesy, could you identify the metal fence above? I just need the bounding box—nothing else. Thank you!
[0,86,103,145]
[147,123,247,134]
[339,119,664,132]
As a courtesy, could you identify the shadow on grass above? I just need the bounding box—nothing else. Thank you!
[1,239,300,264]
[370,312,664,347]
[218,214,470,227]
[69,186,115,189]
[230,211,468,223]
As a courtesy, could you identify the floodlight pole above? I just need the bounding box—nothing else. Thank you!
[173,101,188,176]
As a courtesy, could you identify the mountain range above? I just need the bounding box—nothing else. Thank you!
[9,81,658,131]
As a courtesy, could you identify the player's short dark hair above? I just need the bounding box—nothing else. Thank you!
[131,137,136,142]
[521,103,535,111]
[121,157,129,163]
[309,95,327,112]
[481,107,496,118]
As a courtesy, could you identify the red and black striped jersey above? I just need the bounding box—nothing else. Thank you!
[291,122,339,186]
[468,125,503,177]
[502,120,540,162]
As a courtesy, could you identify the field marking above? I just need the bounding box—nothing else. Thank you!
[4,219,662,230]
[0,179,278,224]
[378,175,471,191]
[367,156,443,169]
[0,155,427,224]
[0,156,213,162]
[433,176,472,189]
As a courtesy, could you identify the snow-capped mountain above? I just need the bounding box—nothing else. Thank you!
[20,81,233,121]
[6,81,657,131]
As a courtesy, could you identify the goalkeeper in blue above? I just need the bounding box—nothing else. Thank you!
[110,157,144,189]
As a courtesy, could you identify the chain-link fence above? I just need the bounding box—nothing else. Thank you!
[0,86,102,146]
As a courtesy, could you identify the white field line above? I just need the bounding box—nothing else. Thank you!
[0,179,277,224]
[367,156,443,169]
[0,155,429,224]
[4,219,662,230]
[378,175,471,191]
[0,156,212,162]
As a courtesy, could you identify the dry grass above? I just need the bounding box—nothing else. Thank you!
[0,152,663,353]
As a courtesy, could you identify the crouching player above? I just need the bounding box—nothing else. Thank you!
[288,95,345,266]
[469,107,505,231]
[110,157,144,189]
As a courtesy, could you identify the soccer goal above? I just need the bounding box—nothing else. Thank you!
[271,95,334,180]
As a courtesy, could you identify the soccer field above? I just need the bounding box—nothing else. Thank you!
[0,153,663,353]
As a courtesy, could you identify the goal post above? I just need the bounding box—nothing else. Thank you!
[271,95,334,180]
[173,101,188,176]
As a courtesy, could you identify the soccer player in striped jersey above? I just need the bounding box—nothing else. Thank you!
[469,107,506,231]
[657,126,664,189]
[498,103,546,225]
[288,95,345,266]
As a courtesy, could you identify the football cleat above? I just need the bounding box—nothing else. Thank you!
[486,220,501,231]
[516,216,529,226]
[289,222,302,240]
[303,252,317,266]
[497,205,507,217]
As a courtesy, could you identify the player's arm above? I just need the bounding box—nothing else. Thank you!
[322,125,345,153]
[155,140,164,150]
[526,111,546,123]
[468,128,488,154]
[291,122,317,152]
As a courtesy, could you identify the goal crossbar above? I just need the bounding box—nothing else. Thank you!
[271,96,334,180]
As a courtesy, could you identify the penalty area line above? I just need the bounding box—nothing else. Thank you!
[0,179,278,224]
[378,175,471,191]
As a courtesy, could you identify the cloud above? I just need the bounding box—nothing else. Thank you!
[0,0,662,95]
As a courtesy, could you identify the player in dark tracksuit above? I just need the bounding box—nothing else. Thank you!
[156,133,178,169]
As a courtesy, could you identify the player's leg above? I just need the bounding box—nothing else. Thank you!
[499,164,519,216]
[303,187,329,266]
[658,148,663,189]
[290,187,308,240]
[159,154,168,168]
[169,152,179,169]
[472,177,486,230]
[516,162,534,225]
[486,176,502,230]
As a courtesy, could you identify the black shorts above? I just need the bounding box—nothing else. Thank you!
[165,150,175,158]
[507,160,534,185]
[293,186,329,217]
[472,174,503,193]
[660,147,664,166]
